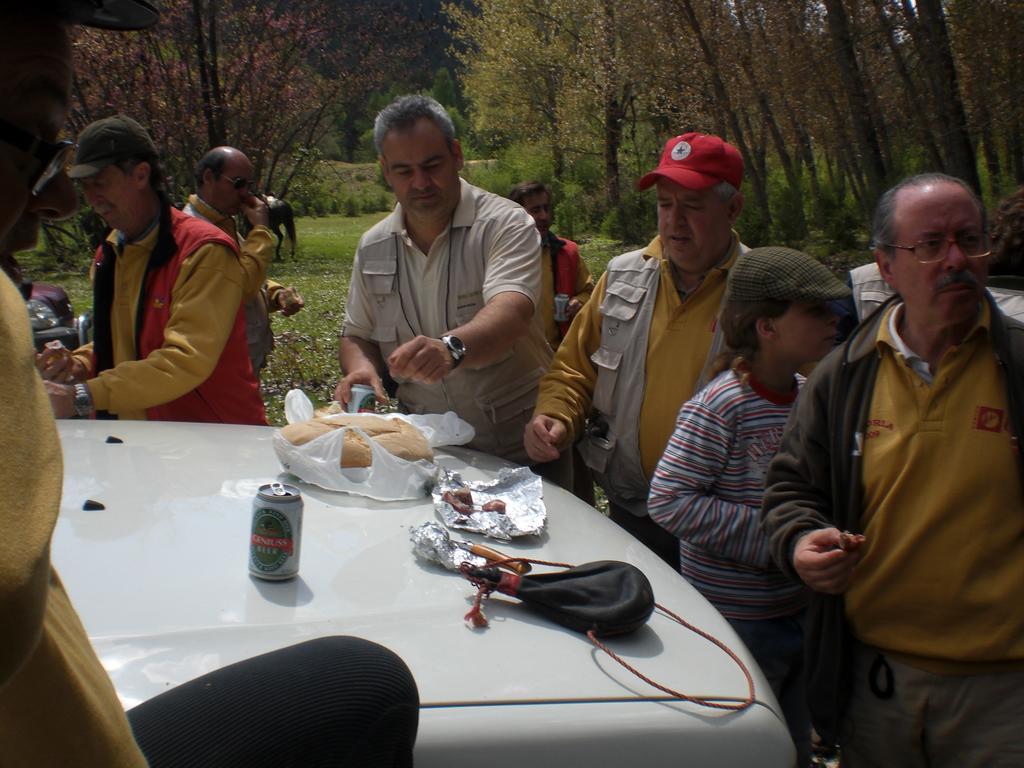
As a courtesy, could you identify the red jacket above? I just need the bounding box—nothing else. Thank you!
[93,206,266,425]
[550,234,581,338]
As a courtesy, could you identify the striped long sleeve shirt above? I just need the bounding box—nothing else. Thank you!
[648,369,807,620]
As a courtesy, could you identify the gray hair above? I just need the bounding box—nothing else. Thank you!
[713,180,738,202]
[871,173,985,253]
[373,95,456,154]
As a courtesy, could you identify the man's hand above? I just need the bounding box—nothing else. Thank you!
[566,297,583,320]
[792,527,866,594]
[387,336,452,384]
[44,380,76,419]
[239,194,269,229]
[36,344,87,383]
[274,286,304,317]
[334,369,388,409]
[524,414,566,463]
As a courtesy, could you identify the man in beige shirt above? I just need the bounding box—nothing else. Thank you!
[336,95,557,470]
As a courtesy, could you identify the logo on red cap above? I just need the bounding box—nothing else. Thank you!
[670,141,692,161]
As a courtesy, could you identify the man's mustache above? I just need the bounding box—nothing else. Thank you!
[935,270,980,290]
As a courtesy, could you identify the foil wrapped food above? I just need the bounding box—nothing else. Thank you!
[409,521,487,572]
[433,466,546,540]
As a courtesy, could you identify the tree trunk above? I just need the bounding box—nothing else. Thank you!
[976,103,1002,198]
[604,90,624,208]
[1009,122,1024,185]
[673,0,771,227]
[734,0,806,237]
[869,0,944,170]
[905,0,980,190]
[822,0,888,206]
[206,0,226,146]
[792,113,825,229]
[191,0,220,149]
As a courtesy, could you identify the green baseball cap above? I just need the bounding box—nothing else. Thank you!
[68,115,158,179]
[727,246,851,303]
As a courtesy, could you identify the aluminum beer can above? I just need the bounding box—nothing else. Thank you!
[554,293,570,322]
[249,482,303,580]
[347,384,376,414]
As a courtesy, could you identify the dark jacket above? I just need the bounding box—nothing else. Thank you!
[761,294,1024,742]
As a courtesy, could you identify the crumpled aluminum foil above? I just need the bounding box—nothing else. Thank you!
[433,466,546,541]
[409,521,487,572]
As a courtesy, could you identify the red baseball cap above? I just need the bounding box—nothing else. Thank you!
[637,133,744,191]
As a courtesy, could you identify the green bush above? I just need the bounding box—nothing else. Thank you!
[819,189,863,251]
[769,177,808,246]
[599,190,656,246]
[736,198,771,248]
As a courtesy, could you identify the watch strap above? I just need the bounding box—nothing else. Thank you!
[73,383,94,419]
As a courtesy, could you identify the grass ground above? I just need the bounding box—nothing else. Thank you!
[20,212,629,425]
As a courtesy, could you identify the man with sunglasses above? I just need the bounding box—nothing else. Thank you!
[763,173,1024,766]
[188,146,305,376]
[36,115,267,424]
[4,7,420,766]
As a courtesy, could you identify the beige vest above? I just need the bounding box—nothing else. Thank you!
[355,228,551,464]
[578,248,735,515]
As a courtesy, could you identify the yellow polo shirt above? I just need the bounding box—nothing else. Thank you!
[848,303,1024,673]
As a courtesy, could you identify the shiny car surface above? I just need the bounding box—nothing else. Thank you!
[53,420,795,767]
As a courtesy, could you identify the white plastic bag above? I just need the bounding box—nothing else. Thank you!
[273,390,475,501]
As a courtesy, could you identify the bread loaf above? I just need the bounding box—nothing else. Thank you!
[280,415,433,468]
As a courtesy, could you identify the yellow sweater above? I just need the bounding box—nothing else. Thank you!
[0,274,145,765]
[534,234,737,479]
[184,193,274,301]
[849,303,1024,673]
[74,224,248,418]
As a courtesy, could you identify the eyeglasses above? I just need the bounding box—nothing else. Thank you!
[0,118,75,196]
[226,175,256,192]
[882,232,991,264]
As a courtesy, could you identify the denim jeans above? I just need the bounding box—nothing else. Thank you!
[729,611,809,768]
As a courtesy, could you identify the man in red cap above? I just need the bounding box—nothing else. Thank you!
[525,133,746,567]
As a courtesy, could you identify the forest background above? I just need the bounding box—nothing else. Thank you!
[24,0,1024,421]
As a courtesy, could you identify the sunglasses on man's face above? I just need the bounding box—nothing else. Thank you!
[0,118,75,197]
[226,175,256,192]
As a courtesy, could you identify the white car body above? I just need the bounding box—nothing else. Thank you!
[53,420,795,767]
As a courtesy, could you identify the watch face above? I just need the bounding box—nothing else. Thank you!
[444,335,465,357]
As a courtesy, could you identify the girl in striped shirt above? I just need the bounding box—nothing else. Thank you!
[648,246,850,768]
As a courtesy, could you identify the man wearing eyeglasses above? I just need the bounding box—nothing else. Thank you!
[36,116,267,424]
[763,173,1024,765]
[187,146,305,376]
[840,234,1024,330]
[0,6,157,766]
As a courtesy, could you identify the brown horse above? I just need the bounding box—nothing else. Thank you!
[264,195,297,260]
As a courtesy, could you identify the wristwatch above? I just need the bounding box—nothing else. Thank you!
[73,383,94,419]
[440,334,467,369]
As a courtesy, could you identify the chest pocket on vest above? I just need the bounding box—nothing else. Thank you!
[592,278,646,414]
[600,278,646,320]
[364,263,396,294]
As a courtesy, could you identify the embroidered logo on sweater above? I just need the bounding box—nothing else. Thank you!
[973,406,1006,433]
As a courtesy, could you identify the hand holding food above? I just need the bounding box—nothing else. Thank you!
[792,527,866,595]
